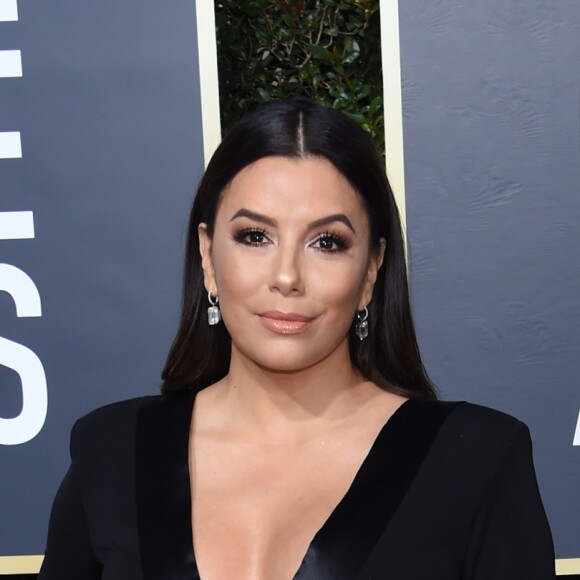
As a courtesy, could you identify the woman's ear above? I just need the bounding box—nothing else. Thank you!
[198,223,217,295]
[359,238,386,309]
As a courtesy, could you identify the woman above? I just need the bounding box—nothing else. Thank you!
[39,99,555,579]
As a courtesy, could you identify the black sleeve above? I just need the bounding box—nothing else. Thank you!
[463,422,556,579]
[38,466,102,579]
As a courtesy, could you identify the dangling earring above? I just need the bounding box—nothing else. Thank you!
[355,306,369,341]
[207,290,221,326]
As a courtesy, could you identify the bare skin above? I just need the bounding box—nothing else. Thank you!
[191,156,406,579]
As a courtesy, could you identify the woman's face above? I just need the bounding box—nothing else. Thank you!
[199,156,385,373]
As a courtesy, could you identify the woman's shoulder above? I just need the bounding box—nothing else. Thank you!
[72,395,152,439]
[415,398,533,460]
[68,396,150,466]
[416,397,525,429]
[69,390,195,460]
[446,399,526,429]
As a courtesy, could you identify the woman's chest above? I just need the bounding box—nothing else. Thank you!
[190,436,374,580]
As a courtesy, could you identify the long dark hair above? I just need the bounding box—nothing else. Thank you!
[162,99,436,399]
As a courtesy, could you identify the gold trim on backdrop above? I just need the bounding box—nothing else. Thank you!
[0,556,577,576]
[556,558,580,575]
[195,0,222,166]
[0,555,43,574]
[380,0,407,235]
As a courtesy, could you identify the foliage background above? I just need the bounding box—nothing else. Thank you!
[215,0,384,155]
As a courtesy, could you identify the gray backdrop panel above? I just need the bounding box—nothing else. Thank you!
[1,1,203,555]
[400,0,579,558]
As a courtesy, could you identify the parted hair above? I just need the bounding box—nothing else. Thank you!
[161,99,436,399]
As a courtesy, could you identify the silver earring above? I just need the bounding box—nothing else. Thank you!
[355,306,369,341]
[207,290,221,326]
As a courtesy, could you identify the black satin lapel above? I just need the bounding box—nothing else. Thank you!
[135,389,199,580]
[295,399,460,580]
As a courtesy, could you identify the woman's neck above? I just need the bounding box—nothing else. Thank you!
[200,343,379,443]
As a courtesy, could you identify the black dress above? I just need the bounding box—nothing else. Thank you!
[39,390,556,579]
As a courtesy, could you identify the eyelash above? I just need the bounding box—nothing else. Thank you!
[312,231,350,253]
[233,227,269,247]
[232,228,350,253]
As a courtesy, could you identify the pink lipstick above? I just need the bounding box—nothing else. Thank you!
[257,311,313,335]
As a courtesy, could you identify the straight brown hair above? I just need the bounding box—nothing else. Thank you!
[161,99,436,400]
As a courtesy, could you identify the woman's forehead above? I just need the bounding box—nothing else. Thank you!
[217,156,368,221]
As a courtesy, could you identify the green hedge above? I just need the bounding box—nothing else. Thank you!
[215,0,384,155]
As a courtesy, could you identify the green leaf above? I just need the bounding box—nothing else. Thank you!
[307,43,335,63]
[240,2,260,18]
[281,13,294,27]
[256,87,270,100]
[324,27,339,37]
[368,95,382,117]
[215,0,385,155]
[343,38,360,64]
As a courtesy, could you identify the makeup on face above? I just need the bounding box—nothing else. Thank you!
[199,155,380,373]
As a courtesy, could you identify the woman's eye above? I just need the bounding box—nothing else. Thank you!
[312,233,349,253]
[234,228,269,247]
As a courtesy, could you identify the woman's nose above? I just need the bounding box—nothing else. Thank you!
[268,243,304,296]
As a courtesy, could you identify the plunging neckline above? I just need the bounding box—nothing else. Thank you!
[187,391,412,579]
[135,389,457,580]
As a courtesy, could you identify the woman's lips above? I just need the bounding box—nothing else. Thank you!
[257,311,314,335]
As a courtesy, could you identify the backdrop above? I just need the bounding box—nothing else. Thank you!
[0,0,204,561]
[1,0,578,573]
[399,0,580,564]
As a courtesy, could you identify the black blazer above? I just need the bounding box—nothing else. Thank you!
[39,390,556,579]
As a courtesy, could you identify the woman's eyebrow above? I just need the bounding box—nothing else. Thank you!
[230,208,276,227]
[309,214,356,234]
[230,209,356,234]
